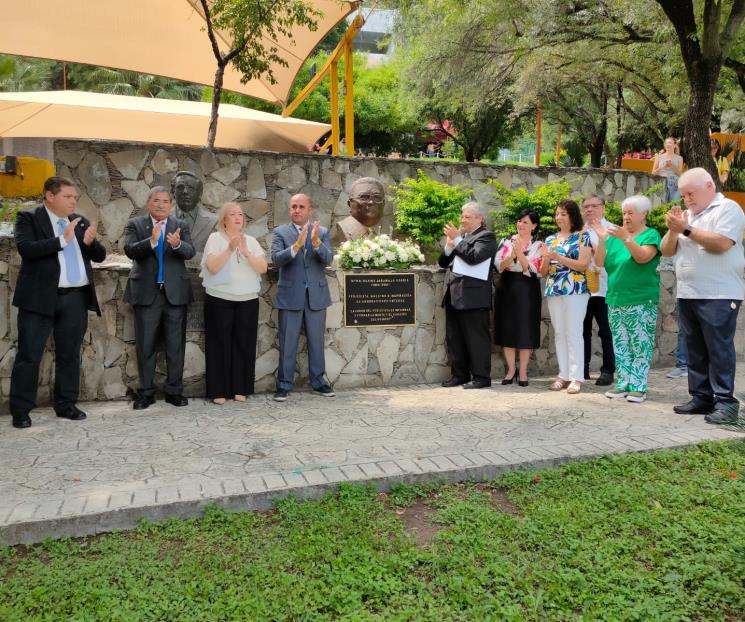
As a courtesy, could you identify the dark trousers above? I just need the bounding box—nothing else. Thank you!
[445,296,491,383]
[10,289,88,415]
[204,294,259,399]
[583,295,615,376]
[678,298,741,412]
[133,291,187,397]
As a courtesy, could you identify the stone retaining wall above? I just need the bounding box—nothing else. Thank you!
[0,140,740,408]
[51,139,664,255]
[1,234,740,408]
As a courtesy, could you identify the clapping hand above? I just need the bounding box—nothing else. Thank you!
[292,223,309,253]
[310,220,321,248]
[82,221,97,246]
[64,217,81,242]
[665,205,688,234]
[443,222,460,243]
[151,220,163,245]
[606,224,629,242]
[166,227,182,248]
[592,222,609,242]
[228,234,242,251]
[238,235,250,257]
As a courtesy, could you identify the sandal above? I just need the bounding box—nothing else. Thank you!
[549,379,569,391]
[213,398,226,405]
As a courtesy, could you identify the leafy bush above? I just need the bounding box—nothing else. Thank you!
[392,169,472,249]
[491,180,670,240]
[489,180,571,240]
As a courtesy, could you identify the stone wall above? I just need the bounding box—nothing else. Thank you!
[1,232,741,408]
[51,139,664,256]
[0,139,740,408]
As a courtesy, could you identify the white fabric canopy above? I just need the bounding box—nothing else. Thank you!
[2,0,357,105]
[0,91,330,153]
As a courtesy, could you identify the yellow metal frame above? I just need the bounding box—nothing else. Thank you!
[283,14,364,156]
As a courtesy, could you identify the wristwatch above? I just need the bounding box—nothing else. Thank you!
[683,227,692,237]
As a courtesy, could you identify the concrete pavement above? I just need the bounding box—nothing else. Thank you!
[1,369,743,545]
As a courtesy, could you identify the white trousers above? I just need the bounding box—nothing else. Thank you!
[547,294,590,382]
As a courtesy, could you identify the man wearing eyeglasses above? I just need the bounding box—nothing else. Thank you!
[581,194,616,386]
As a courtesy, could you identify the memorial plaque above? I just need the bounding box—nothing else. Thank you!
[344,272,416,327]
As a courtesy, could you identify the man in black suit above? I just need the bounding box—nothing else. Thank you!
[10,176,106,429]
[438,201,498,389]
[123,186,195,410]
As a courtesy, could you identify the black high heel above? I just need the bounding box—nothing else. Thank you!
[518,378,529,387]
[501,373,516,385]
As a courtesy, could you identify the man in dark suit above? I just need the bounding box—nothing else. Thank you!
[123,186,195,410]
[10,176,106,429]
[438,201,498,389]
[271,193,334,402]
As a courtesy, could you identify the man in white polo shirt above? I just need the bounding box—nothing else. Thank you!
[661,167,745,424]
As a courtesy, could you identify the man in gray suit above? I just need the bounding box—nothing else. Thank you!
[271,193,334,401]
[123,186,196,410]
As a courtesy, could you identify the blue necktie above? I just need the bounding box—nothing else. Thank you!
[57,218,81,284]
[157,225,165,284]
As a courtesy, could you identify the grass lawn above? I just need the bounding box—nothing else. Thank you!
[2,442,744,621]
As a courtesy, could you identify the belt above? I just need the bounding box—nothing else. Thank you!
[57,286,88,295]
[157,283,165,289]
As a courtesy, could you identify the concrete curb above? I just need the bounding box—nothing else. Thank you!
[1,441,692,546]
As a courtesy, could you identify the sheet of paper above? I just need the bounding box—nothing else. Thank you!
[452,256,491,281]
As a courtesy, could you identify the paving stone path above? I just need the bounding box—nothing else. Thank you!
[1,369,743,545]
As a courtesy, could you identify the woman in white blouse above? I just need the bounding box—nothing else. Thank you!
[201,202,268,404]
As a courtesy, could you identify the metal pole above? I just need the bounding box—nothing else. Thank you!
[329,60,340,156]
[344,40,354,156]
[535,102,542,166]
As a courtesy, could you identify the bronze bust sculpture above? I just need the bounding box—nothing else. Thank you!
[171,170,217,255]
[335,177,385,241]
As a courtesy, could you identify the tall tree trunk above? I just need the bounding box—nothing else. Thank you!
[589,95,608,168]
[682,61,722,187]
[207,63,226,149]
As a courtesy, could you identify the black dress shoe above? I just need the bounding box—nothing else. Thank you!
[518,378,529,387]
[12,414,31,429]
[55,405,87,421]
[165,394,188,407]
[595,373,614,387]
[133,395,155,410]
[705,408,740,425]
[463,380,491,389]
[501,374,516,385]
[673,399,714,415]
[441,377,468,387]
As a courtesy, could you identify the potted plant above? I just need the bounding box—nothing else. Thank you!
[724,143,745,210]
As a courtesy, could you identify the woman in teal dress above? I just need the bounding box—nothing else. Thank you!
[592,195,661,403]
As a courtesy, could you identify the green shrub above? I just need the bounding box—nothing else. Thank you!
[489,180,571,240]
[391,169,472,249]
[490,180,669,240]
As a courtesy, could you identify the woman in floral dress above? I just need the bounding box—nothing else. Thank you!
[540,200,592,394]
[493,209,544,386]
[592,195,661,403]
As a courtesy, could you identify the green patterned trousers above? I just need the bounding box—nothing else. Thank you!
[608,302,658,393]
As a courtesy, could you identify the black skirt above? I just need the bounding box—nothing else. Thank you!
[493,270,542,349]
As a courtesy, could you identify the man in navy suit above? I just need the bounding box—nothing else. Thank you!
[10,176,106,429]
[123,186,195,410]
[271,193,334,401]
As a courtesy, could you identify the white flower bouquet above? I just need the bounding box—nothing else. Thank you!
[335,234,425,270]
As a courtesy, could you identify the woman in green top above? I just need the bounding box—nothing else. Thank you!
[593,195,661,403]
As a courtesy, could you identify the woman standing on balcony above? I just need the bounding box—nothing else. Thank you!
[652,137,684,202]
